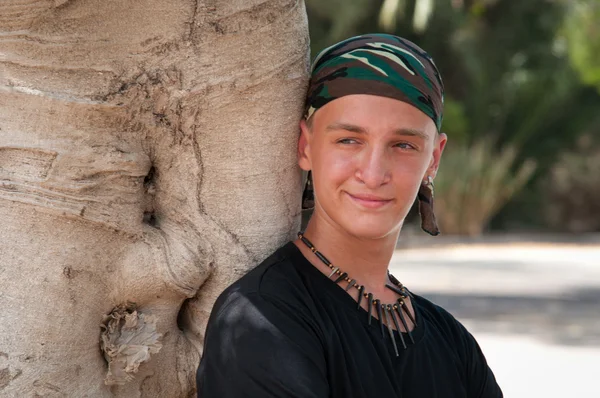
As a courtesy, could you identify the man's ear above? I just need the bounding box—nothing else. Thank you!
[427,132,447,179]
[298,119,312,171]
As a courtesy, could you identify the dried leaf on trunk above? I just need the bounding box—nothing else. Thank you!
[100,303,162,386]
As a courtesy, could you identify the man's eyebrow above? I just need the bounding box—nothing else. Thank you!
[325,123,429,140]
[393,128,429,141]
[325,122,368,134]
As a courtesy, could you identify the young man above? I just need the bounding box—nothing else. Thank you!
[197,34,503,398]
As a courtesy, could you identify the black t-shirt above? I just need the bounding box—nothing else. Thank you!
[197,242,503,398]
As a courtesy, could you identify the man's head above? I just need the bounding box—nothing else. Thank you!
[298,34,447,240]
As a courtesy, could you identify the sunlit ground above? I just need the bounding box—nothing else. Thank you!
[390,242,600,397]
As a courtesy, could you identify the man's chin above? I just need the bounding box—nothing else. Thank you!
[315,202,403,240]
[341,220,402,241]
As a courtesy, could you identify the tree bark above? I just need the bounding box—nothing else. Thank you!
[0,1,309,396]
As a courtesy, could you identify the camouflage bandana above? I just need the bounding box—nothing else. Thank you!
[305,33,444,131]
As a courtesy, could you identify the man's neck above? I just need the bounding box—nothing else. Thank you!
[297,212,401,297]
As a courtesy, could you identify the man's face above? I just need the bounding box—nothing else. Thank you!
[298,94,447,240]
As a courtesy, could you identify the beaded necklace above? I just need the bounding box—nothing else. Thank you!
[298,232,418,356]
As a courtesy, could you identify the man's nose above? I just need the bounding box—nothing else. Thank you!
[355,146,391,189]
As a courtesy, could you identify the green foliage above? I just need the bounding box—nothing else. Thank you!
[564,1,600,92]
[305,0,380,57]
[440,97,469,144]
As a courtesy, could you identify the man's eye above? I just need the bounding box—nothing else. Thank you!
[338,138,359,145]
[394,142,416,150]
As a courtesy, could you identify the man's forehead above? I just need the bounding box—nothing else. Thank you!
[309,94,437,136]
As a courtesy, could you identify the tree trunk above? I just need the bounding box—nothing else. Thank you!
[0,1,309,396]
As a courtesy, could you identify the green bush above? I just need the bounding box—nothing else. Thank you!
[435,138,536,236]
[542,134,600,232]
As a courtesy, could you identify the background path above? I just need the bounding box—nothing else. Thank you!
[389,243,600,397]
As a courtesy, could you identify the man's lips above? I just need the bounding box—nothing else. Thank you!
[346,192,393,208]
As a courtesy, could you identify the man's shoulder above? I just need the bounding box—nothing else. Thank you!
[412,291,486,362]
[412,292,456,319]
[412,294,503,396]
[210,241,310,316]
[412,292,471,339]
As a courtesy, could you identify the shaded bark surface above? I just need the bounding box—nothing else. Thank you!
[0,0,309,396]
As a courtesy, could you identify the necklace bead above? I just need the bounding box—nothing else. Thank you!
[297,231,416,357]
